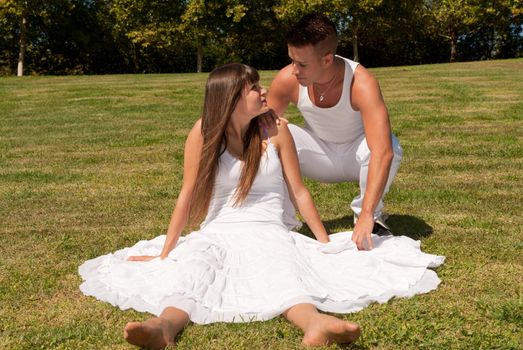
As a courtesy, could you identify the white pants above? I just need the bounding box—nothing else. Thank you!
[284,124,403,228]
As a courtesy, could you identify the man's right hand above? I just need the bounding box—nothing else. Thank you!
[258,109,287,130]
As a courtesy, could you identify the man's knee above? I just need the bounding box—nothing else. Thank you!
[287,124,303,141]
[355,138,371,164]
[287,124,307,152]
[356,135,403,165]
[391,135,403,162]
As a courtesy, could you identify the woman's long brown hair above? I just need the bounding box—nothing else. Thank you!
[189,63,263,225]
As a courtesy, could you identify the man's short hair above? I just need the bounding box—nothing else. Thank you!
[286,13,338,55]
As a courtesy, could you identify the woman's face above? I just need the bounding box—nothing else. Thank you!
[234,82,269,120]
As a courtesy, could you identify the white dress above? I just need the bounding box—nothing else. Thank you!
[79,143,444,324]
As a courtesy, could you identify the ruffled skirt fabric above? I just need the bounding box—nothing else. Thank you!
[79,225,444,324]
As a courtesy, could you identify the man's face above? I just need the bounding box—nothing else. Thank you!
[287,44,324,86]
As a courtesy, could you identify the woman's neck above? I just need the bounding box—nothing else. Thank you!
[226,117,250,141]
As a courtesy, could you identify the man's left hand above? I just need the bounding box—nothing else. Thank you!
[352,213,374,250]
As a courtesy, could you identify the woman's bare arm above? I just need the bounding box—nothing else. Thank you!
[129,119,203,260]
[271,123,329,243]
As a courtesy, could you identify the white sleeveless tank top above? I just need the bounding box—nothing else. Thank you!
[297,56,364,144]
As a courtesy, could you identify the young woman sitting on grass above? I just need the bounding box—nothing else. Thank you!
[79,63,444,349]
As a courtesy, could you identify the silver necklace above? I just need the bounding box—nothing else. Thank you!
[315,65,338,102]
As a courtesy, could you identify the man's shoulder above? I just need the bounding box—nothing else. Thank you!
[273,64,298,86]
[332,56,375,94]
[350,63,385,111]
[269,65,299,105]
[352,63,376,83]
[352,64,380,94]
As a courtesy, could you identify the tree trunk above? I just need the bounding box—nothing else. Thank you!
[353,32,359,62]
[17,15,27,76]
[196,45,203,73]
[450,30,457,62]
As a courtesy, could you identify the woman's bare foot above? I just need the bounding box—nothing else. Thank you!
[124,317,176,349]
[302,314,361,346]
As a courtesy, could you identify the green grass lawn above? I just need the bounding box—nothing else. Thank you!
[1,59,522,349]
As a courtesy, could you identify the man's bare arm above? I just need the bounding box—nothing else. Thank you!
[351,66,394,250]
[267,64,298,118]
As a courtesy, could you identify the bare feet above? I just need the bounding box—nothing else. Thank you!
[302,314,361,346]
[124,317,176,349]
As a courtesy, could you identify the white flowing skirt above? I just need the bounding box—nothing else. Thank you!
[79,224,444,324]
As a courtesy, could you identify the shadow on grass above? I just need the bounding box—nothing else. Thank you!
[340,343,369,350]
[386,214,433,240]
[297,215,355,239]
[298,214,433,241]
[311,343,366,350]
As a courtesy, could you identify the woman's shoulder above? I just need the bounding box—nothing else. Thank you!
[193,118,202,130]
[264,122,292,151]
[188,118,203,135]
[186,118,204,146]
[263,121,290,137]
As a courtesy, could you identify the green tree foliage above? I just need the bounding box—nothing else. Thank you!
[109,0,188,72]
[202,0,287,70]
[425,0,522,62]
[273,0,448,66]
[177,0,242,72]
[0,0,123,75]
[463,0,523,60]
[0,0,52,75]
[0,0,521,74]
[350,0,449,66]
[425,0,484,62]
[274,0,383,62]
[108,0,286,73]
[0,0,18,74]
[177,0,287,72]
